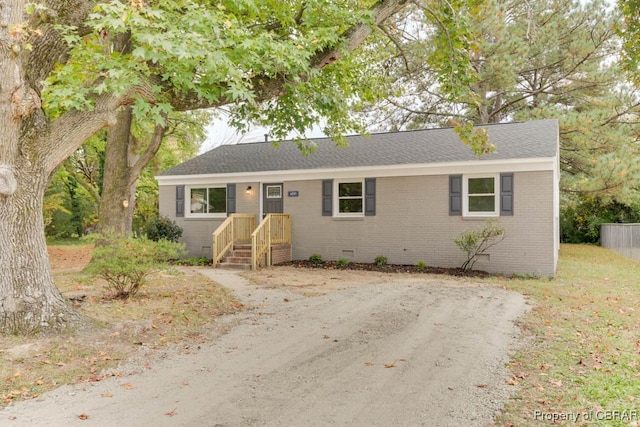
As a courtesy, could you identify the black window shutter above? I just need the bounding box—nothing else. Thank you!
[176,185,185,217]
[365,178,376,216]
[500,173,514,216]
[322,180,333,216]
[449,175,462,216]
[227,184,236,214]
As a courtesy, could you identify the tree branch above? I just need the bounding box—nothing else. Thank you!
[63,160,101,203]
[127,120,167,188]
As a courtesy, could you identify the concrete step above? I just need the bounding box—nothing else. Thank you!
[218,262,252,270]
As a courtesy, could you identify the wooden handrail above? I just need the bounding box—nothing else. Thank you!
[251,214,291,270]
[212,214,255,267]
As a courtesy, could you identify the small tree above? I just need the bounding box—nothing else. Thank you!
[454,220,505,272]
[86,236,185,299]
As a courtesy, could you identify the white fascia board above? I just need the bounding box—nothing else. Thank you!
[155,157,557,186]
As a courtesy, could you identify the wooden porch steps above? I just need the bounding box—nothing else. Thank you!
[218,243,252,270]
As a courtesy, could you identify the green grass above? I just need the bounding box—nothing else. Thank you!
[493,244,640,426]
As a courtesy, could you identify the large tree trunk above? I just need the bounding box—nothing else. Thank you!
[98,107,136,235]
[0,2,77,334]
[0,161,80,334]
[0,1,113,334]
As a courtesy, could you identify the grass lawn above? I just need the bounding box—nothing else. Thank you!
[494,244,640,426]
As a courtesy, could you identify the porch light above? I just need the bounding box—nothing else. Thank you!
[246,186,252,194]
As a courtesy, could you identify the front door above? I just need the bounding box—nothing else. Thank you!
[263,183,283,216]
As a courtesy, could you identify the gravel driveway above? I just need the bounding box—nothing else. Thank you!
[2,269,528,426]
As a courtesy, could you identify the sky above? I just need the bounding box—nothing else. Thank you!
[201,112,327,153]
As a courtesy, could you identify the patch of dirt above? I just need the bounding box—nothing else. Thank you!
[243,265,496,296]
[1,268,529,426]
[281,260,492,277]
[47,244,94,272]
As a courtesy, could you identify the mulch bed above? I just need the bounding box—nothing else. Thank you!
[279,260,492,278]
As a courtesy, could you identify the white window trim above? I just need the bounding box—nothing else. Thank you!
[265,184,282,199]
[185,185,227,218]
[463,173,499,217]
[334,179,365,217]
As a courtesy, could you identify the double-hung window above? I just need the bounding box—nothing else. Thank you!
[336,180,364,216]
[463,174,499,216]
[187,186,227,217]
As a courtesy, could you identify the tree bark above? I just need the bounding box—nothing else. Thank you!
[0,161,81,334]
[0,0,109,334]
[99,106,136,235]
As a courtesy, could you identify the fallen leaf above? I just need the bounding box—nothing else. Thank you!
[384,363,395,369]
[476,384,488,388]
[122,383,135,389]
[165,409,177,417]
[364,362,374,366]
[101,392,113,398]
[77,413,89,420]
[322,335,331,339]
[549,379,563,387]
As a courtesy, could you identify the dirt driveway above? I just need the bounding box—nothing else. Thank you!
[2,267,528,426]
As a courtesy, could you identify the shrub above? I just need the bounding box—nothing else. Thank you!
[337,258,349,266]
[145,216,183,243]
[86,236,186,299]
[416,260,426,270]
[308,253,324,264]
[174,257,211,266]
[374,255,388,266]
[454,219,505,272]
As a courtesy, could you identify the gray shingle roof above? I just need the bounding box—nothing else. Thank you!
[158,119,558,176]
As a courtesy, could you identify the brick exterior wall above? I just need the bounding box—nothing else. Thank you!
[271,244,292,265]
[282,171,556,276]
[159,182,260,259]
[159,171,557,276]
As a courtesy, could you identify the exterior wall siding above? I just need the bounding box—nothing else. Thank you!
[284,171,556,276]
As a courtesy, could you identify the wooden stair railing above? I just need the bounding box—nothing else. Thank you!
[212,214,255,267]
[251,214,291,270]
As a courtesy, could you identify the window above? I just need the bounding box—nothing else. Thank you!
[266,185,282,199]
[188,186,226,216]
[337,181,364,215]
[463,174,499,216]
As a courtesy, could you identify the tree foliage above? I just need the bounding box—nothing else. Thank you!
[0,0,410,334]
[359,0,640,205]
[619,0,640,84]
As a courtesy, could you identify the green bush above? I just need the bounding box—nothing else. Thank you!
[145,216,183,243]
[560,196,640,244]
[337,258,349,266]
[308,253,324,264]
[416,260,426,269]
[374,255,388,266]
[174,257,210,266]
[86,236,186,299]
[454,219,505,272]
